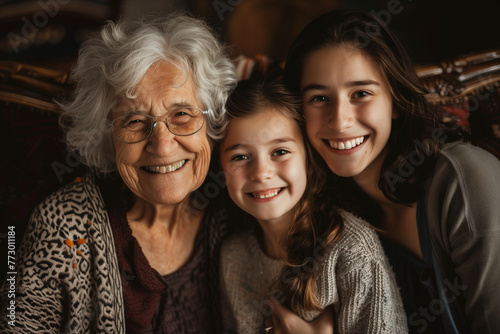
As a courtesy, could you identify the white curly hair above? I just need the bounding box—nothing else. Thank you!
[59,12,237,174]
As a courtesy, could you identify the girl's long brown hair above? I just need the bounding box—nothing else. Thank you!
[224,76,344,312]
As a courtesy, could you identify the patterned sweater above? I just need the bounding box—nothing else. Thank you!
[220,210,408,334]
[0,174,228,333]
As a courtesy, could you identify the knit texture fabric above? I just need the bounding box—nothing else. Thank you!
[220,210,408,334]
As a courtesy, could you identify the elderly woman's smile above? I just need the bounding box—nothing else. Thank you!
[141,159,186,173]
[113,61,212,205]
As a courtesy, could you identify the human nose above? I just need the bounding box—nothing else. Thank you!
[146,121,178,155]
[327,99,354,132]
[249,156,274,182]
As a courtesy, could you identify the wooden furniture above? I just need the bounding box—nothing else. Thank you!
[415,48,500,158]
[0,61,85,250]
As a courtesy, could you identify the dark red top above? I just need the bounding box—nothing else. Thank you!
[101,177,212,333]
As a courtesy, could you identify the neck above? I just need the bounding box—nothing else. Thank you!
[353,146,396,208]
[257,212,293,259]
[352,150,422,258]
[127,195,199,235]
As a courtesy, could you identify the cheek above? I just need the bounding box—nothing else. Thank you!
[196,144,211,172]
[114,140,141,167]
[223,169,246,205]
[188,133,212,178]
[306,122,323,151]
[285,158,308,191]
[223,166,243,191]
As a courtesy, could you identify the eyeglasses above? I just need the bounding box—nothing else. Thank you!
[112,106,209,144]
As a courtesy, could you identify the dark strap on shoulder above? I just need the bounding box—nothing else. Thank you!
[417,197,471,334]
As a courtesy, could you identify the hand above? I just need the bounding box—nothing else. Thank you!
[265,299,334,334]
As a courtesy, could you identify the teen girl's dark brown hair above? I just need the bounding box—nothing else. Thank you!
[283,10,468,210]
[223,77,344,312]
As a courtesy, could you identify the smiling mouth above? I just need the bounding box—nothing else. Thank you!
[248,188,283,199]
[142,160,186,174]
[326,136,367,150]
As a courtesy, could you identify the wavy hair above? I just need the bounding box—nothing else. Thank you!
[284,10,467,207]
[59,12,237,174]
[224,77,344,312]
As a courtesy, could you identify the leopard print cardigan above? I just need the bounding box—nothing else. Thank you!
[0,174,229,333]
[0,175,125,333]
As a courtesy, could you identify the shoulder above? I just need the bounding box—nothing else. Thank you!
[220,230,254,262]
[24,174,109,257]
[438,142,500,177]
[428,142,500,234]
[310,211,404,323]
[331,210,386,262]
[36,174,102,214]
[314,210,389,284]
[32,175,103,227]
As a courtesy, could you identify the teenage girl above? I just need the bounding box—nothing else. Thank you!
[283,10,500,334]
[218,78,407,333]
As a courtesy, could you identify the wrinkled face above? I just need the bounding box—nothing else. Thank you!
[221,108,307,225]
[111,61,211,206]
[301,46,396,183]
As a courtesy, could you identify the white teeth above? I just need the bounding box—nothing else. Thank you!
[253,190,279,199]
[145,160,186,173]
[328,136,365,150]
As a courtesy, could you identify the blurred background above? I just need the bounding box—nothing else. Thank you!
[1,0,500,68]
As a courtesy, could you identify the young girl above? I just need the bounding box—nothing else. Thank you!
[218,78,408,333]
[283,10,500,334]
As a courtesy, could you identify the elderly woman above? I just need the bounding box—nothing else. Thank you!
[0,13,237,333]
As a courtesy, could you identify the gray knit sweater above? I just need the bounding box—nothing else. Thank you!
[220,210,408,333]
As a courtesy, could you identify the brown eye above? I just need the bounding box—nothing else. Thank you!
[231,154,248,161]
[272,149,289,156]
[352,90,371,98]
[309,95,329,103]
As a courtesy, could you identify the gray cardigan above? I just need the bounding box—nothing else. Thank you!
[220,210,408,334]
[424,142,500,333]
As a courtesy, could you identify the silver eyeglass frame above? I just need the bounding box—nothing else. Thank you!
[111,107,210,144]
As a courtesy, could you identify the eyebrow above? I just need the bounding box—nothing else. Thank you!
[302,80,380,94]
[223,137,297,153]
